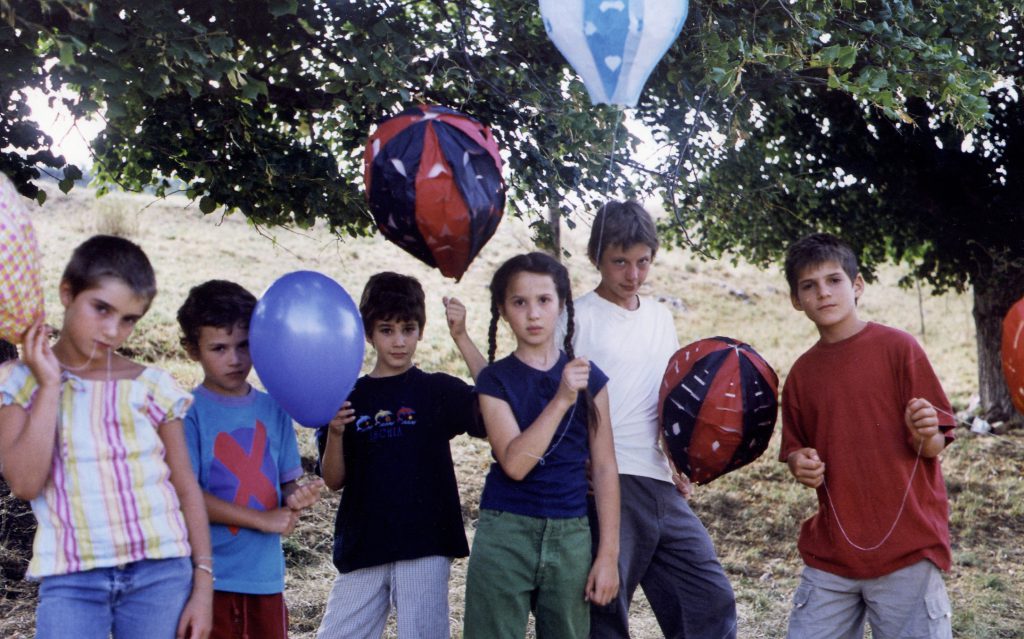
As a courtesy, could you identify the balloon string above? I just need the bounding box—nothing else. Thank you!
[522,402,577,466]
[594,106,626,265]
[934,405,974,429]
[822,438,923,552]
[56,341,113,382]
[822,399,958,552]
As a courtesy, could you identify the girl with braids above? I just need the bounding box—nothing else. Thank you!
[462,252,620,639]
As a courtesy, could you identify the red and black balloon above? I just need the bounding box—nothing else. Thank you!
[363,105,505,280]
[659,336,779,484]
[1002,296,1024,416]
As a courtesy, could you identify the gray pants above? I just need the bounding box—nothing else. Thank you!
[589,474,737,639]
[787,561,952,639]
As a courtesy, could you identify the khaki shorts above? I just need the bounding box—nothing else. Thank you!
[787,560,952,639]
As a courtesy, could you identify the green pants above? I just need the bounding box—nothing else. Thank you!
[463,509,591,639]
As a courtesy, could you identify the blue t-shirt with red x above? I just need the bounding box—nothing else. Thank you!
[184,385,303,594]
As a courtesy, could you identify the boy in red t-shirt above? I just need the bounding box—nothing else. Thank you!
[780,233,955,639]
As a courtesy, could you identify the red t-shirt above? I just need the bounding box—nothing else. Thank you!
[779,322,955,579]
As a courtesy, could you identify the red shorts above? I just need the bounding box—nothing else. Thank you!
[211,591,288,639]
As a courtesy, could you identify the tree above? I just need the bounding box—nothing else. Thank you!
[1,0,1018,417]
[643,1,1024,423]
[0,0,641,239]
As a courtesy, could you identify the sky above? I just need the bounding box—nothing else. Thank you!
[26,88,103,168]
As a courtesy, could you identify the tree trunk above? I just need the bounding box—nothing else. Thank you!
[548,202,562,259]
[972,262,1024,427]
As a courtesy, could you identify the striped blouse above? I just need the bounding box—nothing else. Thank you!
[0,361,193,578]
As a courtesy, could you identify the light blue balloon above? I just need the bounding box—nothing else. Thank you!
[250,271,364,428]
[540,0,689,107]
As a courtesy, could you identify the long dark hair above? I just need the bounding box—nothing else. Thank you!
[486,252,598,432]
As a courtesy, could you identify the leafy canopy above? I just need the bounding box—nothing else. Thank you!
[2,0,1003,252]
[641,0,1021,293]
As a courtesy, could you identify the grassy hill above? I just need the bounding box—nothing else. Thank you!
[1,187,1021,638]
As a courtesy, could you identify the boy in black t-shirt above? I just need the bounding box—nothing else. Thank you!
[315,272,482,639]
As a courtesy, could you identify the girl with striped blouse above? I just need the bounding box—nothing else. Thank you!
[0,235,213,639]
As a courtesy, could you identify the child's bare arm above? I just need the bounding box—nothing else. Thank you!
[586,388,620,606]
[204,493,298,535]
[444,296,486,381]
[904,397,946,458]
[0,320,61,500]
[159,418,213,639]
[282,477,325,511]
[321,402,355,491]
[786,448,826,488]
[482,357,589,480]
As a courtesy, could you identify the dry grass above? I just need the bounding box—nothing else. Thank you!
[1,187,1021,638]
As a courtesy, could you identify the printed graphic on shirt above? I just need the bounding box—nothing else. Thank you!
[354,405,417,440]
[211,420,279,534]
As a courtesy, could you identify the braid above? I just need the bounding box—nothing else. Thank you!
[563,297,599,434]
[487,298,499,364]
[564,297,576,359]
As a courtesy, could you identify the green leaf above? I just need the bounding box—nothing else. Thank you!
[64,165,83,181]
[817,45,841,66]
[35,190,47,205]
[58,177,74,194]
[837,46,858,69]
[269,0,298,17]
[58,40,76,67]
[199,196,217,214]
[241,79,260,100]
[208,36,233,56]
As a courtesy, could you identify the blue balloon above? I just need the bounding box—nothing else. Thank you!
[540,0,689,107]
[250,271,364,428]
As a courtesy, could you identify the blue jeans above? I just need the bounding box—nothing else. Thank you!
[36,557,193,639]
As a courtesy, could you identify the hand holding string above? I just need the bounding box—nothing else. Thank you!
[558,357,590,403]
[20,318,60,388]
[787,448,825,489]
[905,397,941,441]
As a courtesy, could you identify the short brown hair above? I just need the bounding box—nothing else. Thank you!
[177,280,257,350]
[588,200,660,263]
[62,235,157,303]
[359,272,426,335]
[784,233,859,295]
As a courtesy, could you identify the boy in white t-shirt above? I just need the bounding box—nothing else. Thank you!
[569,201,737,639]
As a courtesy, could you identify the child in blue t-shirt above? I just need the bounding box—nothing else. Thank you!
[177,280,323,639]
[462,252,621,639]
[315,272,482,639]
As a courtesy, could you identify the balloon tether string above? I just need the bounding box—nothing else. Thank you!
[594,106,625,265]
[823,403,963,552]
[523,402,578,466]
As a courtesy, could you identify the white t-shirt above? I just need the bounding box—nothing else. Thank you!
[566,291,679,482]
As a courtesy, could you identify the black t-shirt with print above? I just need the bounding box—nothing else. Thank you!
[317,367,479,573]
